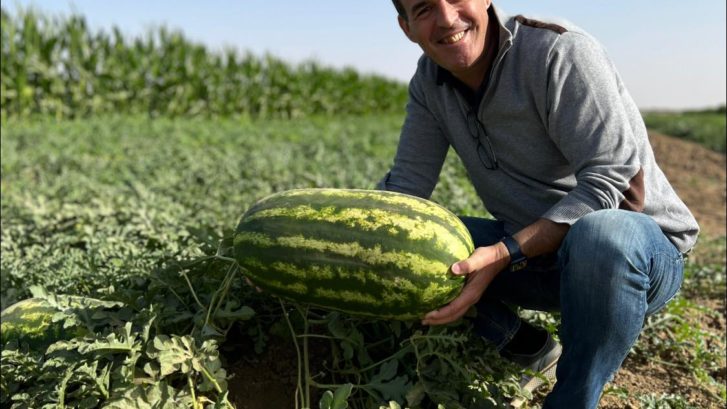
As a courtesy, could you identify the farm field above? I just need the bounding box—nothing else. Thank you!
[2,6,726,408]
[1,114,725,408]
[643,109,726,154]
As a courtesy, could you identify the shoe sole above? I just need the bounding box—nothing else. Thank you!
[509,359,558,408]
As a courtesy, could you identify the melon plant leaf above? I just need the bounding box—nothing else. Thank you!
[104,381,193,409]
[319,383,353,409]
[405,381,427,407]
[150,335,194,377]
[375,359,398,382]
[319,391,334,409]
[367,374,410,403]
[201,323,224,339]
[215,305,255,321]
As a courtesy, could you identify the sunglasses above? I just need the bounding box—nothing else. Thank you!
[466,111,498,170]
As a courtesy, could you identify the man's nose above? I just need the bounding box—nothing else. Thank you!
[436,1,459,27]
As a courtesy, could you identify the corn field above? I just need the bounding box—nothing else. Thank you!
[0,7,409,120]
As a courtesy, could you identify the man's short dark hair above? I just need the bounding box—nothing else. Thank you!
[391,0,407,20]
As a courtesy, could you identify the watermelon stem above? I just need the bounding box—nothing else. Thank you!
[199,364,225,395]
[337,348,408,375]
[295,303,312,409]
[203,263,238,334]
[280,299,304,408]
[180,271,206,311]
[188,375,200,409]
[280,299,313,409]
[213,255,236,264]
[294,334,338,340]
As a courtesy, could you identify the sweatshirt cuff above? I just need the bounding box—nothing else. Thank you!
[541,194,601,226]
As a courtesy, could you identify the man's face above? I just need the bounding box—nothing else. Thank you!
[398,0,492,77]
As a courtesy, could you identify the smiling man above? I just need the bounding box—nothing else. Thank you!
[398,0,494,89]
[380,0,699,408]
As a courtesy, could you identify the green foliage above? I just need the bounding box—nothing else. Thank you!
[319,383,353,409]
[1,115,500,408]
[3,114,723,408]
[642,108,726,153]
[282,307,524,408]
[0,289,236,409]
[681,242,727,299]
[633,258,727,405]
[0,115,488,308]
[638,393,700,409]
[0,7,408,120]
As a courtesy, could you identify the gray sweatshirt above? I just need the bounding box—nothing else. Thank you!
[378,5,699,254]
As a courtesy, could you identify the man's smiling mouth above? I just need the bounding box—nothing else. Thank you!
[440,30,467,45]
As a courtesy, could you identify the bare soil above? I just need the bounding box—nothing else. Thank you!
[225,337,300,409]
[647,132,726,243]
[226,132,727,408]
[599,132,727,409]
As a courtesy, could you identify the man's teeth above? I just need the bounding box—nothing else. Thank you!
[442,31,465,44]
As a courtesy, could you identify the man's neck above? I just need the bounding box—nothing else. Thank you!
[454,10,499,91]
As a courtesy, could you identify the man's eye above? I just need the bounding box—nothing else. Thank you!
[415,6,431,18]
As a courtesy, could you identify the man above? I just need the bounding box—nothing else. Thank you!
[379,1,699,408]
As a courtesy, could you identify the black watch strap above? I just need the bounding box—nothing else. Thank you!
[501,236,527,271]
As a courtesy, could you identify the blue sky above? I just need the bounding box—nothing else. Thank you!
[4,0,726,110]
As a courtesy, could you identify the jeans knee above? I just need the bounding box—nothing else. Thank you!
[559,210,653,285]
[563,210,649,261]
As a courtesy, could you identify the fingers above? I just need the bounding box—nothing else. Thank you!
[421,296,471,325]
[425,244,506,325]
[451,247,492,276]
[422,271,488,325]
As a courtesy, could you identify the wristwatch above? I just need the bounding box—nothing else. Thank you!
[501,236,527,271]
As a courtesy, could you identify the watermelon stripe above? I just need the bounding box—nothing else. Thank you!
[238,216,466,266]
[234,232,452,277]
[239,260,417,317]
[253,279,425,320]
[238,253,460,319]
[244,188,473,251]
[304,189,468,246]
[239,245,460,308]
[242,205,470,260]
[238,255,424,295]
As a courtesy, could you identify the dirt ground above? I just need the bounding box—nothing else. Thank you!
[598,132,727,409]
[598,293,726,409]
[226,132,727,408]
[648,132,726,241]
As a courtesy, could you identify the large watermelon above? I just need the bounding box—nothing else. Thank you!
[233,188,474,320]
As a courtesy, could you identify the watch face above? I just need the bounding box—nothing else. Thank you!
[510,259,528,271]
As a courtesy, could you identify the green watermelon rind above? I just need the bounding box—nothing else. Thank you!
[233,188,475,320]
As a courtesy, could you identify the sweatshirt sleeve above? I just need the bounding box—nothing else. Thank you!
[541,31,645,225]
[376,69,450,199]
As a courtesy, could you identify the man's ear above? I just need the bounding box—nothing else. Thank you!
[398,15,415,42]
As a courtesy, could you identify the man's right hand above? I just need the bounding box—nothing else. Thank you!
[421,243,510,325]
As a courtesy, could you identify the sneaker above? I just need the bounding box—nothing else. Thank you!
[504,333,562,408]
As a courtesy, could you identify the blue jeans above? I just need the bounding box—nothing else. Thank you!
[461,210,685,409]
